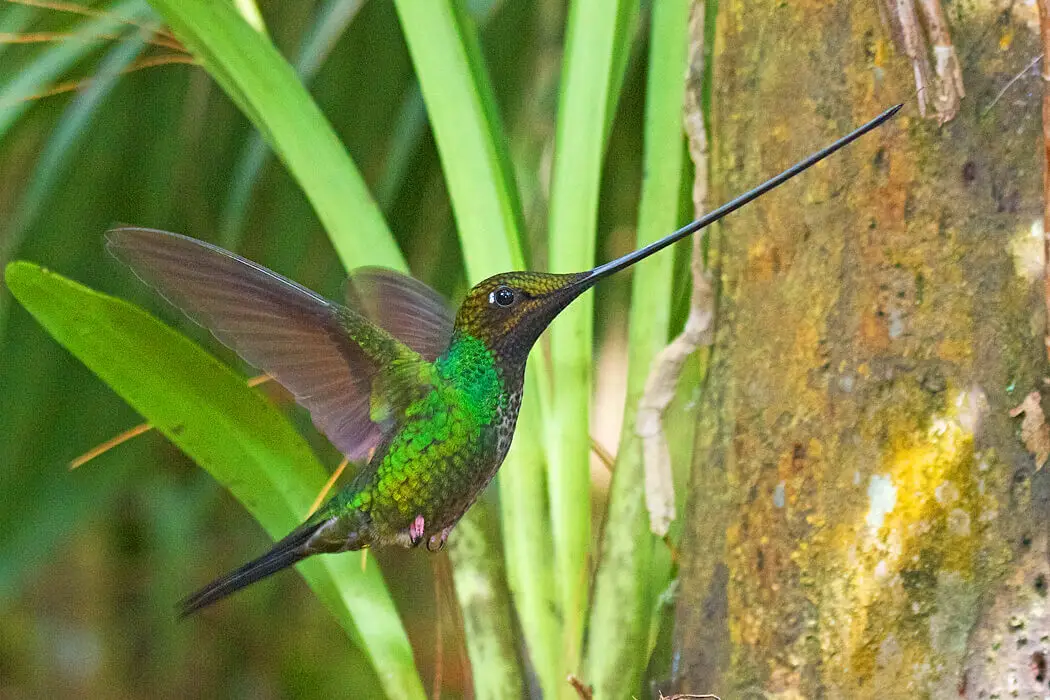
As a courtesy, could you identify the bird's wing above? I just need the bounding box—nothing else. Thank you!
[105,228,450,461]
[344,267,454,362]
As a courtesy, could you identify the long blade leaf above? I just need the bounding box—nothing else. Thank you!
[0,0,154,140]
[545,0,639,675]
[4,261,425,700]
[144,0,403,272]
[219,0,366,249]
[584,0,692,695]
[5,30,148,270]
[391,2,558,694]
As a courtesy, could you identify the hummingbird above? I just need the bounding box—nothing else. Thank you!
[106,105,899,617]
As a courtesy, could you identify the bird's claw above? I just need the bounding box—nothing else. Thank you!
[426,527,451,552]
[407,517,450,551]
[409,515,426,547]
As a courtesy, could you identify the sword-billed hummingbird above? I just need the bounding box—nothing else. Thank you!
[106,105,899,616]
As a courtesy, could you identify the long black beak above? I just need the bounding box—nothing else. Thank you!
[572,103,902,289]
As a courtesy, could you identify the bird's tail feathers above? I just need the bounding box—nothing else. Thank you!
[178,518,328,618]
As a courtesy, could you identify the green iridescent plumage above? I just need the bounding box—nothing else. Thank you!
[102,106,898,615]
[337,333,505,539]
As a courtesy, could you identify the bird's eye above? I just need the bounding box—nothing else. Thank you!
[490,286,516,308]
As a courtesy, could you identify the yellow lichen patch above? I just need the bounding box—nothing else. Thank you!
[874,416,968,545]
[998,28,1013,50]
[935,338,971,364]
[745,239,778,281]
[838,397,999,688]
[858,310,890,350]
[874,37,889,68]
[793,324,821,372]
[1007,219,1045,283]
[800,170,832,205]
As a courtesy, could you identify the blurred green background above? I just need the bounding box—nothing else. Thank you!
[0,0,699,697]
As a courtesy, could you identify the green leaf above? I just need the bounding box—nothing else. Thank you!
[4,261,426,700]
[144,0,404,273]
[6,29,149,268]
[232,0,268,35]
[390,2,560,694]
[0,4,38,64]
[218,0,367,250]
[373,84,427,214]
[392,0,526,277]
[585,0,693,695]
[544,0,639,676]
[0,22,152,339]
[0,0,154,141]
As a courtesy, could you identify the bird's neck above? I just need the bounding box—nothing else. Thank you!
[436,332,515,413]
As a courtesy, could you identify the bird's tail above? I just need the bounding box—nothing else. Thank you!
[178,518,329,618]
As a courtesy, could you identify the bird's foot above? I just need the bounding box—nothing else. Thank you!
[409,515,426,547]
[426,526,452,552]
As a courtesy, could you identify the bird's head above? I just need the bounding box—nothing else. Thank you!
[452,270,591,363]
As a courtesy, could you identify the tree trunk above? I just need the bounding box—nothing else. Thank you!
[672,1,1050,697]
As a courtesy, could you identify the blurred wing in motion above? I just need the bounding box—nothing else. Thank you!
[346,267,454,362]
[105,227,449,460]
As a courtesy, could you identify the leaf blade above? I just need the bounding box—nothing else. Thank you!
[144,0,404,272]
[4,261,426,700]
[585,0,693,694]
[544,0,639,675]
[390,2,558,694]
[0,0,153,141]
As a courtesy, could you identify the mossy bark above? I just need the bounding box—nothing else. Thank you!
[672,1,1050,697]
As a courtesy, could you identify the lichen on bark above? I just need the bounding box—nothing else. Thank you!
[671,0,1050,696]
